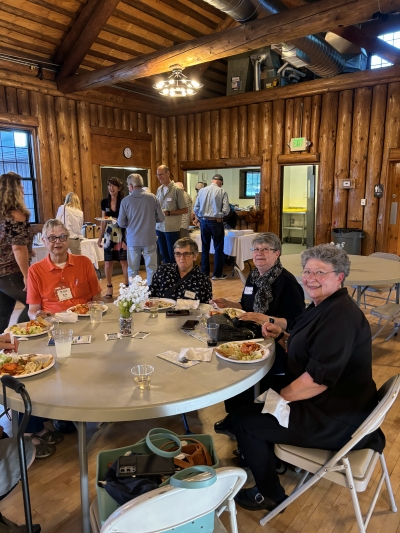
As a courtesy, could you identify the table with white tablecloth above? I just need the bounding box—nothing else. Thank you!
[190,230,257,270]
[32,238,104,269]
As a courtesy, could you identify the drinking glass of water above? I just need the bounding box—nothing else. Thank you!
[131,365,154,390]
[52,329,73,359]
[88,301,103,324]
[147,298,159,318]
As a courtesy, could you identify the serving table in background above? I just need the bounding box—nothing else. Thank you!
[191,230,257,270]
[1,306,275,533]
[281,253,400,306]
[32,238,104,269]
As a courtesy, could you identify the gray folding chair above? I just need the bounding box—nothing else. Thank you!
[260,374,400,532]
[233,266,246,285]
[370,302,400,340]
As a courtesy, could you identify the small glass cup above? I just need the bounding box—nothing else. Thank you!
[46,316,59,339]
[88,301,103,324]
[51,329,73,359]
[131,365,154,390]
[206,324,219,347]
[147,298,159,318]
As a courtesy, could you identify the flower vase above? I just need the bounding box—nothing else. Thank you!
[119,315,133,336]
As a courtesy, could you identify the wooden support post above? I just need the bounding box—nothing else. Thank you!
[332,90,354,229]
[220,108,229,159]
[310,94,322,154]
[202,111,211,161]
[211,110,220,160]
[0,87,6,113]
[284,99,294,154]
[302,96,312,145]
[138,113,146,132]
[168,116,178,180]
[187,114,195,162]
[89,103,98,127]
[293,98,303,139]
[17,89,30,116]
[129,111,138,132]
[97,105,106,127]
[194,113,202,161]
[259,101,273,232]
[76,101,95,222]
[178,115,188,183]
[146,114,157,192]
[363,84,387,254]
[270,100,285,236]
[68,99,83,202]
[161,117,169,166]
[230,107,239,158]
[113,108,122,130]
[44,95,62,216]
[122,110,129,130]
[105,107,114,128]
[238,106,247,158]
[55,97,74,198]
[5,87,17,114]
[248,103,259,157]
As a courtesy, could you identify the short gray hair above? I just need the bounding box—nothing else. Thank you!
[174,237,199,255]
[127,173,143,188]
[252,232,281,253]
[301,244,351,278]
[42,219,70,238]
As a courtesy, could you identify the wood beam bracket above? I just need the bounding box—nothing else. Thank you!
[90,126,152,141]
[277,153,320,164]
[181,156,262,170]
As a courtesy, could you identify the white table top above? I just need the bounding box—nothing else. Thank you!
[1,306,275,423]
[281,254,400,287]
[32,238,104,268]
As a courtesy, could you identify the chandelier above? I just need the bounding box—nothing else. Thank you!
[153,68,203,97]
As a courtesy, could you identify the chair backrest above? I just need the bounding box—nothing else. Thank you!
[324,374,400,470]
[370,252,400,262]
[100,467,247,533]
[233,266,246,285]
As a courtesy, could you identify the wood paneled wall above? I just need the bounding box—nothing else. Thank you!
[1,69,400,253]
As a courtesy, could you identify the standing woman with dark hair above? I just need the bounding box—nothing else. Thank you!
[97,177,128,298]
[0,172,33,333]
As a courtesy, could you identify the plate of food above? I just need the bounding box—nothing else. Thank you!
[214,341,270,364]
[67,303,108,316]
[0,353,54,378]
[95,217,117,223]
[5,318,53,338]
[209,308,246,320]
[144,298,176,311]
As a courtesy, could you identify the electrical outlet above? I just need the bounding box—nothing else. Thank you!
[361,199,367,206]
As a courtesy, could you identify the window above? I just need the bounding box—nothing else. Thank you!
[371,32,400,69]
[239,170,261,198]
[0,129,38,222]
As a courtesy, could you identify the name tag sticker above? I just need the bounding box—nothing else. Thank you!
[184,290,196,299]
[56,288,73,301]
[167,198,172,202]
[244,286,253,295]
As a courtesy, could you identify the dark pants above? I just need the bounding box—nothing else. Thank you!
[225,373,283,415]
[200,220,224,277]
[0,272,29,334]
[156,230,180,264]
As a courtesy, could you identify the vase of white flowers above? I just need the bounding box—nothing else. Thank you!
[114,276,149,336]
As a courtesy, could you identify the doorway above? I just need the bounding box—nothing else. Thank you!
[101,166,149,199]
[281,165,318,255]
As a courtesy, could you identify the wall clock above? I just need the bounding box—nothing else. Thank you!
[123,147,132,159]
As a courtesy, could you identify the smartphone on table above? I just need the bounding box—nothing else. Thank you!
[166,310,190,317]
[181,320,199,330]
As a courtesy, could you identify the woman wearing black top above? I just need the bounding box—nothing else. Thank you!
[97,178,128,298]
[233,244,384,513]
[211,233,305,436]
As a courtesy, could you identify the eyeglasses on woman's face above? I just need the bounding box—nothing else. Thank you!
[44,234,69,243]
[301,269,337,279]
[174,251,194,258]
[251,247,276,254]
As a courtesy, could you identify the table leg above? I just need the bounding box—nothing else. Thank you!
[253,382,260,399]
[78,421,91,533]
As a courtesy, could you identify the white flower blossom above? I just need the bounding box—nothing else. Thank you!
[114,275,149,318]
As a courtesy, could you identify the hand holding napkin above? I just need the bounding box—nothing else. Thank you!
[255,388,290,428]
[175,299,200,310]
[178,346,213,362]
[55,312,79,323]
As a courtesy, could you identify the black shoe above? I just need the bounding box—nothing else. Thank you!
[53,420,77,434]
[214,415,236,439]
[234,486,287,513]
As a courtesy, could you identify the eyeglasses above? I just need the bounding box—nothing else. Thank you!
[301,269,337,279]
[250,247,276,253]
[44,234,69,243]
[174,252,194,258]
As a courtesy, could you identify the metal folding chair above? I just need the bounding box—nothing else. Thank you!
[370,302,400,341]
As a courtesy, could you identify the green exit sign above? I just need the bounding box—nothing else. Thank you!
[290,137,307,151]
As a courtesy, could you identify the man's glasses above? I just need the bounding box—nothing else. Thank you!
[174,252,194,258]
[301,269,337,279]
[45,234,69,242]
[250,247,276,253]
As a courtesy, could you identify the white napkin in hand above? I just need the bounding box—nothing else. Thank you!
[255,388,291,428]
[55,312,78,323]
[178,347,213,362]
[175,299,200,310]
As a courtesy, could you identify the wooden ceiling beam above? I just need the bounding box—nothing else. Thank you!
[159,0,221,29]
[0,20,61,47]
[95,37,141,58]
[360,13,400,37]
[27,0,77,19]
[102,22,162,51]
[58,0,400,94]
[56,0,121,80]
[331,26,400,64]
[188,0,227,18]
[0,4,69,32]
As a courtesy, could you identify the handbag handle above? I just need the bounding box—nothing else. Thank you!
[170,466,216,489]
[145,428,182,458]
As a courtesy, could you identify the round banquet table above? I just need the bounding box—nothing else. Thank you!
[1,305,275,533]
[281,253,400,306]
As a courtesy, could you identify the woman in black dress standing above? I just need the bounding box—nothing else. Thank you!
[233,244,385,512]
[97,177,128,298]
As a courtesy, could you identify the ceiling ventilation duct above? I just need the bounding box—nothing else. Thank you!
[203,0,348,78]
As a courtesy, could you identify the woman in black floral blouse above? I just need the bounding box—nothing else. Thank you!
[0,173,33,333]
[150,237,212,303]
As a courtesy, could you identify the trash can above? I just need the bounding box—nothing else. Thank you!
[331,228,365,255]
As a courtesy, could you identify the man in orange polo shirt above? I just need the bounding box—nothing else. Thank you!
[27,219,102,317]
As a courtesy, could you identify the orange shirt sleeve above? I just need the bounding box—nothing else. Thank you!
[27,265,42,305]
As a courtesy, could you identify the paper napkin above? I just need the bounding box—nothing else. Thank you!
[157,350,200,369]
[175,299,200,310]
[255,388,291,428]
[178,346,213,362]
[55,312,79,323]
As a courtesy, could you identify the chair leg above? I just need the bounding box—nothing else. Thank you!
[181,413,192,434]
[372,319,392,340]
[342,457,366,533]
[227,498,239,533]
[380,454,397,512]
[385,323,400,341]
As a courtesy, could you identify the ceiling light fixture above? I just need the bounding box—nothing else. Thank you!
[153,67,203,97]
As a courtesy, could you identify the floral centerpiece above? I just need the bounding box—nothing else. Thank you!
[114,275,149,335]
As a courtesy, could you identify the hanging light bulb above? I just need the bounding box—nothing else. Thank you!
[153,67,203,97]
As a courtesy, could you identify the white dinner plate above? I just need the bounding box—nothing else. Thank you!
[5,322,54,338]
[209,308,246,319]
[214,341,270,364]
[0,354,55,379]
[144,298,176,311]
[67,304,108,317]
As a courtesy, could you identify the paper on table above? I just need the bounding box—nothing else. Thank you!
[55,312,78,323]
[175,299,200,310]
[255,388,290,428]
[157,350,200,369]
[181,328,207,344]
[178,347,213,362]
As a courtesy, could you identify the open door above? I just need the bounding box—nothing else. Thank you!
[306,165,316,248]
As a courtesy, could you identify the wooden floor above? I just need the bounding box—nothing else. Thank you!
[2,265,400,533]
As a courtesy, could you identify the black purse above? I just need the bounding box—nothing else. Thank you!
[207,314,255,341]
[232,317,262,338]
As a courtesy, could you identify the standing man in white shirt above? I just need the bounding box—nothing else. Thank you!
[175,182,193,238]
[194,174,230,280]
[155,165,188,264]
